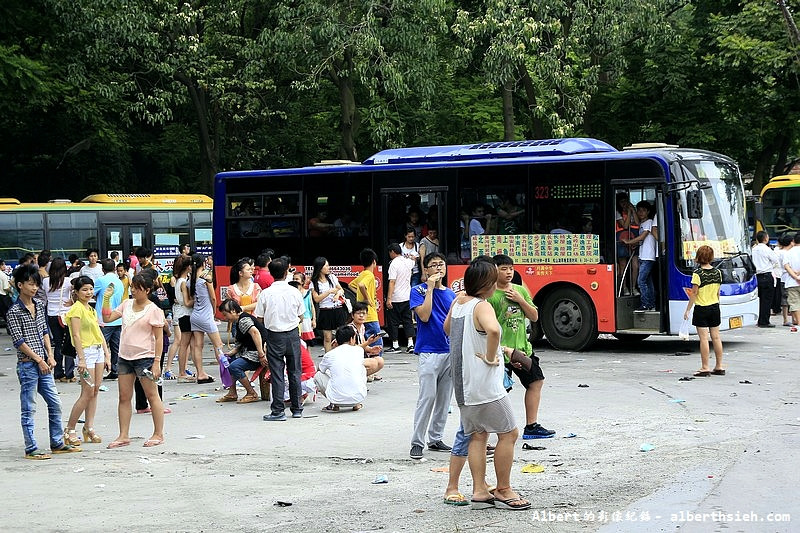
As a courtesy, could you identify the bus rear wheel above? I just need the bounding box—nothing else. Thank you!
[541,287,598,351]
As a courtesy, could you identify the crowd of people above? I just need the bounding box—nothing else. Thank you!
[12,221,793,511]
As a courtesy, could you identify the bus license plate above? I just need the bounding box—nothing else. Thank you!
[729,316,743,329]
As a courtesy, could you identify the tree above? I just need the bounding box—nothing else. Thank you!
[261,0,450,160]
[453,0,672,140]
[48,0,278,192]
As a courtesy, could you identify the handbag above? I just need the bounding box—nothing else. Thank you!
[61,321,77,358]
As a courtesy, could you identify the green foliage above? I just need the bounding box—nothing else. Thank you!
[3,0,800,201]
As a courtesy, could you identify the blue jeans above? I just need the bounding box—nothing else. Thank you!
[102,325,121,373]
[17,361,64,454]
[229,356,260,381]
[451,422,470,457]
[638,259,656,309]
[364,321,384,353]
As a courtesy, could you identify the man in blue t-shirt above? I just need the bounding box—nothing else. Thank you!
[93,258,124,379]
[408,252,456,460]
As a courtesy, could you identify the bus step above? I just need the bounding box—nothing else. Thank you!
[615,329,661,335]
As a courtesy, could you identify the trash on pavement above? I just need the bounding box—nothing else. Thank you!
[521,463,545,473]
[640,443,655,452]
[372,475,389,484]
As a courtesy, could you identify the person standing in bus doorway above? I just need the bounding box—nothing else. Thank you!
[409,252,456,460]
[80,248,103,282]
[752,230,779,328]
[489,254,555,439]
[615,192,640,295]
[256,258,305,421]
[683,245,725,377]
[94,259,124,380]
[385,244,416,354]
[623,201,658,311]
[349,249,384,355]
[399,227,422,287]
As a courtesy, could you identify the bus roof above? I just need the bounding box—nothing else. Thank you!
[0,194,212,211]
[762,174,800,192]
[362,138,616,165]
[215,138,734,180]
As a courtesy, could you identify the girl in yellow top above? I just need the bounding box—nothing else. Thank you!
[683,245,725,377]
[63,276,111,445]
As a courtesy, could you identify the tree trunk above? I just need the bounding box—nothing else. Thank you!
[337,76,358,161]
[502,78,515,141]
[329,50,359,161]
[753,144,777,194]
[518,64,546,139]
[773,133,791,177]
[174,71,217,194]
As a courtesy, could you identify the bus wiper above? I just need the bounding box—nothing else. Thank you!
[722,251,748,258]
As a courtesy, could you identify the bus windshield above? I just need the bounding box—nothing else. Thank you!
[762,186,800,237]
[676,160,750,269]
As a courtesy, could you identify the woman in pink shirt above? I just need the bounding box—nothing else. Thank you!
[101,274,166,448]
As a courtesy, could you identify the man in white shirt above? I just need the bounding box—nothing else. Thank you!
[752,230,780,327]
[385,244,416,353]
[255,258,305,421]
[314,326,368,411]
[79,248,103,281]
[782,233,800,328]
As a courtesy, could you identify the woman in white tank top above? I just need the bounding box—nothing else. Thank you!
[444,258,530,511]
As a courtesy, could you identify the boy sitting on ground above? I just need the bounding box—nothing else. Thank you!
[315,325,381,412]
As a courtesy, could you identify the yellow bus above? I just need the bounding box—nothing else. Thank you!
[759,175,800,241]
[0,194,213,272]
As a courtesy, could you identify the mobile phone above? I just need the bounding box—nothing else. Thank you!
[377,331,389,338]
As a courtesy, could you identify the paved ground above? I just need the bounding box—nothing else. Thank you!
[0,326,797,532]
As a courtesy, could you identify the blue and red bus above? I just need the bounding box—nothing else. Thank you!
[213,138,758,350]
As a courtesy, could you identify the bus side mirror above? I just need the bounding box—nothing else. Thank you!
[687,190,703,219]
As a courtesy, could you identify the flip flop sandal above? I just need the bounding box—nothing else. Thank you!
[216,395,238,403]
[24,450,51,460]
[237,395,259,404]
[107,440,131,449]
[197,376,215,384]
[322,404,340,412]
[711,369,726,375]
[143,439,164,448]
[693,371,711,377]
[443,494,469,506]
[470,498,496,510]
[352,404,363,411]
[494,497,532,511]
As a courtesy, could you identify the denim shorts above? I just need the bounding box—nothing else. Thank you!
[451,423,470,457]
[118,357,155,377]
[83,344,104,366]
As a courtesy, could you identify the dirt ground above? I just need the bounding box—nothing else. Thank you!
[0,329,797,532]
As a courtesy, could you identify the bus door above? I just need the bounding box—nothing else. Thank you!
[379,187,447,258]
[612,185,663,334]
[102,224,148,262]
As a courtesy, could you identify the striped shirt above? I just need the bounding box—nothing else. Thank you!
[7,299,50,362]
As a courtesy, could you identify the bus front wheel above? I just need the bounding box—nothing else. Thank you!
[541,287,598,351]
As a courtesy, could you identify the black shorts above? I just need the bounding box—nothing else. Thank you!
[692,303,721,328]
[317,306,348,331]
[178,315,192,333]
[505,352,545,388]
